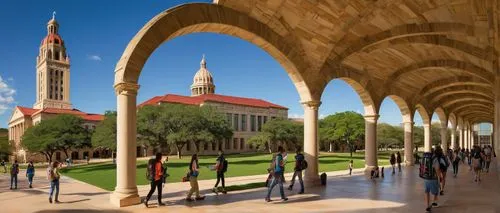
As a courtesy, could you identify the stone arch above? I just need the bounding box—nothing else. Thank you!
[415,104,431,125]
[426,85,493,105]
[449,113,457,130]
[434,107,448,126]
[323,77,378,116]
[380,95,413,123]
[440,96,493,109]
[418,77,491,98]
[448,103,494,116]
[114,3,317,102]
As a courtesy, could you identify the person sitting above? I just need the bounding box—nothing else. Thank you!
[370,166,379,179]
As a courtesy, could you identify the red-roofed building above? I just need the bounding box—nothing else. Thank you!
[8,15,104,163]
[139,56,288,155]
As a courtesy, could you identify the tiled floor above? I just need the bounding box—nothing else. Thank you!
[1,160,499,213]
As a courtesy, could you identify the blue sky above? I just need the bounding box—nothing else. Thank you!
[0,0,453,128]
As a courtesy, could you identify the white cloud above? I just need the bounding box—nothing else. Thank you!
[87,54,102,61]
[0,76,16,115]
[288,113,304,119]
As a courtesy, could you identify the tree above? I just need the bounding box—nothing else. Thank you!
[22,121,58,162]
[92,111,117,157]
[248,118,303,153]
[319,111,364,157]
[0,129,12,160]
[413,126,424,151]
[52,115,90,158]
[377,123,404,150]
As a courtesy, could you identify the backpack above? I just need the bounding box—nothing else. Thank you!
[301,160,308,170]
[274,154,284,173]
[439,156,449,171]
[10,164,18,175]
[222,159,228,173]
[146,159,156,181]
[419,152,437,180]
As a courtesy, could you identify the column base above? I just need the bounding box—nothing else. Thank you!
[110,190,141,207]
[404,161,414,166]
[303,175,322,187]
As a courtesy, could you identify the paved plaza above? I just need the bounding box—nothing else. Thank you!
[1,162,499,213]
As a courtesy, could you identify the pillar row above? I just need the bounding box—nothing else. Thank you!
[403,121,414,165]
[423,123,432,152]
[302,100,321,185]
[110,83,141,207]
[364,114,379,171]
[440,123,448,153]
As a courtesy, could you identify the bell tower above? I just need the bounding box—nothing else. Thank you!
[33,12,72,109]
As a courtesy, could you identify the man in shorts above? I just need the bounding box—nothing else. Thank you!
[424,148,443,212]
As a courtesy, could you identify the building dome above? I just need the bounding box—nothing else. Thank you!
[191,55,216,96]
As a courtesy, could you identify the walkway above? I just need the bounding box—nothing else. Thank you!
[1,162,499,213]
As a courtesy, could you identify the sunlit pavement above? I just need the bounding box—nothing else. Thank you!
[1,161,499,213]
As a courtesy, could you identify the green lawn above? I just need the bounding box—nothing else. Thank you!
[61,152,391,191]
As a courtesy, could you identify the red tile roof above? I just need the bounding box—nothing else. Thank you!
[139,93,288,110]
[15,106,104,122]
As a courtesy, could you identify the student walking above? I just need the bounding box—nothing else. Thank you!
[390,153,396,175]
[144,153,166,207]
[420,148,443,212]
[186,154,205,201]
[451,149,461,177]
[1,160,6,173]
[266,146,288,202]
[47,161,61,203]
[213,150,227,194]
[26,161,35,188]
[288,146,306,194]
[483,145,492,173]
[396,152,402,173]
[436,148,449,195]
[472,146,484,182]
[10,160,19,189]
[348,160,353,175]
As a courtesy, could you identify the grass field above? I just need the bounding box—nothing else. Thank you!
[60,152,392,191]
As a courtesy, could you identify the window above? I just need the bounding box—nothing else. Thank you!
[241,114,247,131]
[60,95,63,100]
[55,51,60,60]
[225,138,230,150]
[212,142,216,151]
[264,116,268,124]
[250,115,256,132]
[271,116,276,120]
[204,143,209,151]
[226,113,232,126]
[240,138,245,150]
[233,138,238,150]
[257,116,262,131]
[233,114,239,131]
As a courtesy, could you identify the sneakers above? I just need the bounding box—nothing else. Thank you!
[186,198,194,202]
[265,198,272,202]
[158,202,166,206]
[282,197,288,201]
[432,202,438,207]
[49,198,52,204]
[440,191,444,196]
[425,207,431,212]
[195,196,205,200]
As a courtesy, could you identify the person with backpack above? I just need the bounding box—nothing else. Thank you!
[186,154,205,201]
[10,160,19,190]
[396,152,402,173]
[265,146,288,202]
[1,160,6,173]
[420,148,443,212]
[213,150,227,194]
[436,148,449,195]
[288,146,306,194]
[47,161,61,203]
[451,149,461,177]
[390,153,396,175]
[26,161,35,188]
[472,146,484,182]
[144,153,166,207]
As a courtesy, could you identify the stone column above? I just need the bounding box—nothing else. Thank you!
[440,123,448,153]
[302,101,321,185]
[403,121,414,165]
[423,123,431,152]
[465,128,469,149]
[450,129,456,150]
[459,128,464,148]
[364,114,379,172]
[110,83,141,207]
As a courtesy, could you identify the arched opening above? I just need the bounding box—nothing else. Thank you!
[92,151,100,159]
[414,104,431,153]
[71,151,79,160]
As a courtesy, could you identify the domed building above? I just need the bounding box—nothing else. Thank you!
[140,55,288,155]
[8,14,104,163]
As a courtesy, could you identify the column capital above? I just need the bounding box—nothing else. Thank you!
[402,121,415,125]
[301,100,321,110]
[114,82,140,96]
[423,123,431,127]
[364,114,379,121]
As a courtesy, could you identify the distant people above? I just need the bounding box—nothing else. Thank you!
[419,149,442,212]
[10,160,19,190]
[213,150,227,194]
[381,166,384,178]
[288,146,306,194]
[47,161,61,203]
[144,153,166,207]
[370,166,379,179]
[85,156,90,165]
[414,152,421,164]
[451,149,461,177]
[466,149,471,169]
[472,146,484,182]
[1,160,6,173]
[348,160,353,176]
[483,145,492,173]
[26,161,35,188]
[390,153,396,175]
[396,152,402,173]
[460,148,465,164]
[265,146,288,202]
[186,154,205,201]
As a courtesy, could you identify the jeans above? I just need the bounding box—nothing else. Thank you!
[214,172,225,189]
[290,170,304,192]
[10,174,17,188]
[146,179,163,203]
[452,161,459,175]
[187,176,200,198]
[266,172,286,199]
[27,174,34,186]
[49,179,60,200]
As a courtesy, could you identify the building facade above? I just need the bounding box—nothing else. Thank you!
[139,56,288,155]
[8,14,103,163]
